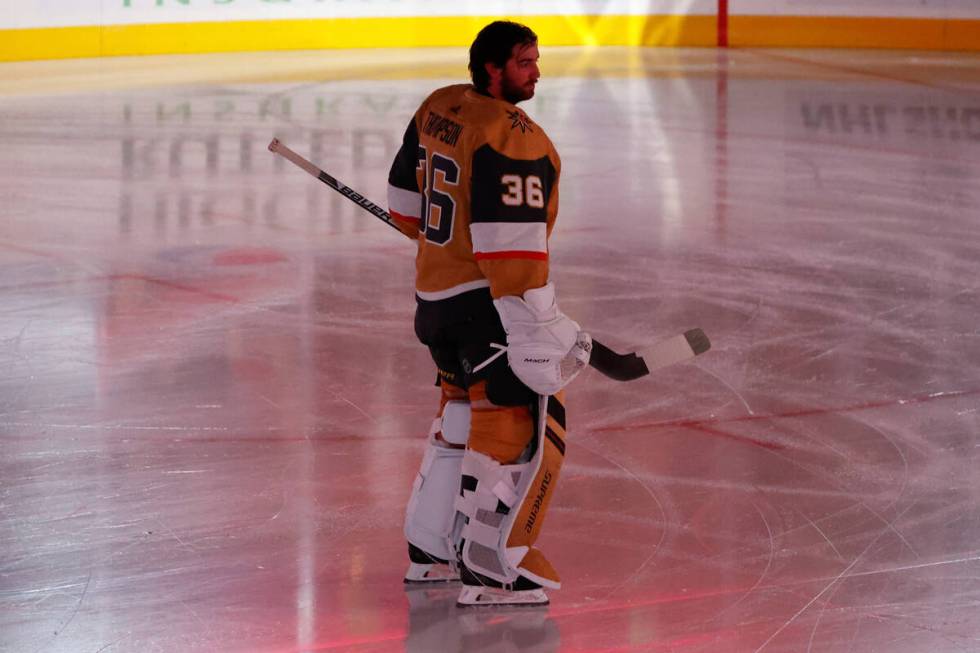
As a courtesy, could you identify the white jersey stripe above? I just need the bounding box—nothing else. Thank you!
[416,279,491,302]
[470,222,547,255]
[388,184,421,218]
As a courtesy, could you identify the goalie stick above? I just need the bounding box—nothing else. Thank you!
[268,137,710,381]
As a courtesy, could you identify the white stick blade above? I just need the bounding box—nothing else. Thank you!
[637,334,696,371]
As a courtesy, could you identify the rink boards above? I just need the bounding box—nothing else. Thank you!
[2,0,980,61]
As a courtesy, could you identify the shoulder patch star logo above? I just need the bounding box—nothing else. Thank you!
[507,109,534,134]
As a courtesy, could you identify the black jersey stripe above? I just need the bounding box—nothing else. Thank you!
[471,144,555,224]
[387,118,420,193]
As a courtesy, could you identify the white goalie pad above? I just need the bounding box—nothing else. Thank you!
[454,395,560,589]
[404,401,470,562]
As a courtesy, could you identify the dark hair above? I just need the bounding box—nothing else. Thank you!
[468,21,538,91]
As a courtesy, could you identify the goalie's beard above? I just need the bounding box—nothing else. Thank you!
[501,77,536,104]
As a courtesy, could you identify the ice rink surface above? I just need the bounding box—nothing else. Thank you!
[2,46,980,652]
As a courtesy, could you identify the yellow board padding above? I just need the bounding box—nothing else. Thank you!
[4,15,978,62]
[0,15,716,62]
[731,16,980,51]
[1,25,103,62]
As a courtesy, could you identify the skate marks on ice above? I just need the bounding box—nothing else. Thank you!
[2,47,980,652]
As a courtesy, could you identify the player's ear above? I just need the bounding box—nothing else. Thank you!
[485,61,502,84]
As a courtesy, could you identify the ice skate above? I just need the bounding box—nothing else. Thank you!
[457,584,549,607]
[455,565,549,607]
[404,543,460,583]
[404,561,460,583]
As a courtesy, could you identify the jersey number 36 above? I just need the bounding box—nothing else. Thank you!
[418,145,459,246]
[500,174,545,209]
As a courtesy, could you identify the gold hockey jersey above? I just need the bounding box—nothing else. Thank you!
[387,84,560,301]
